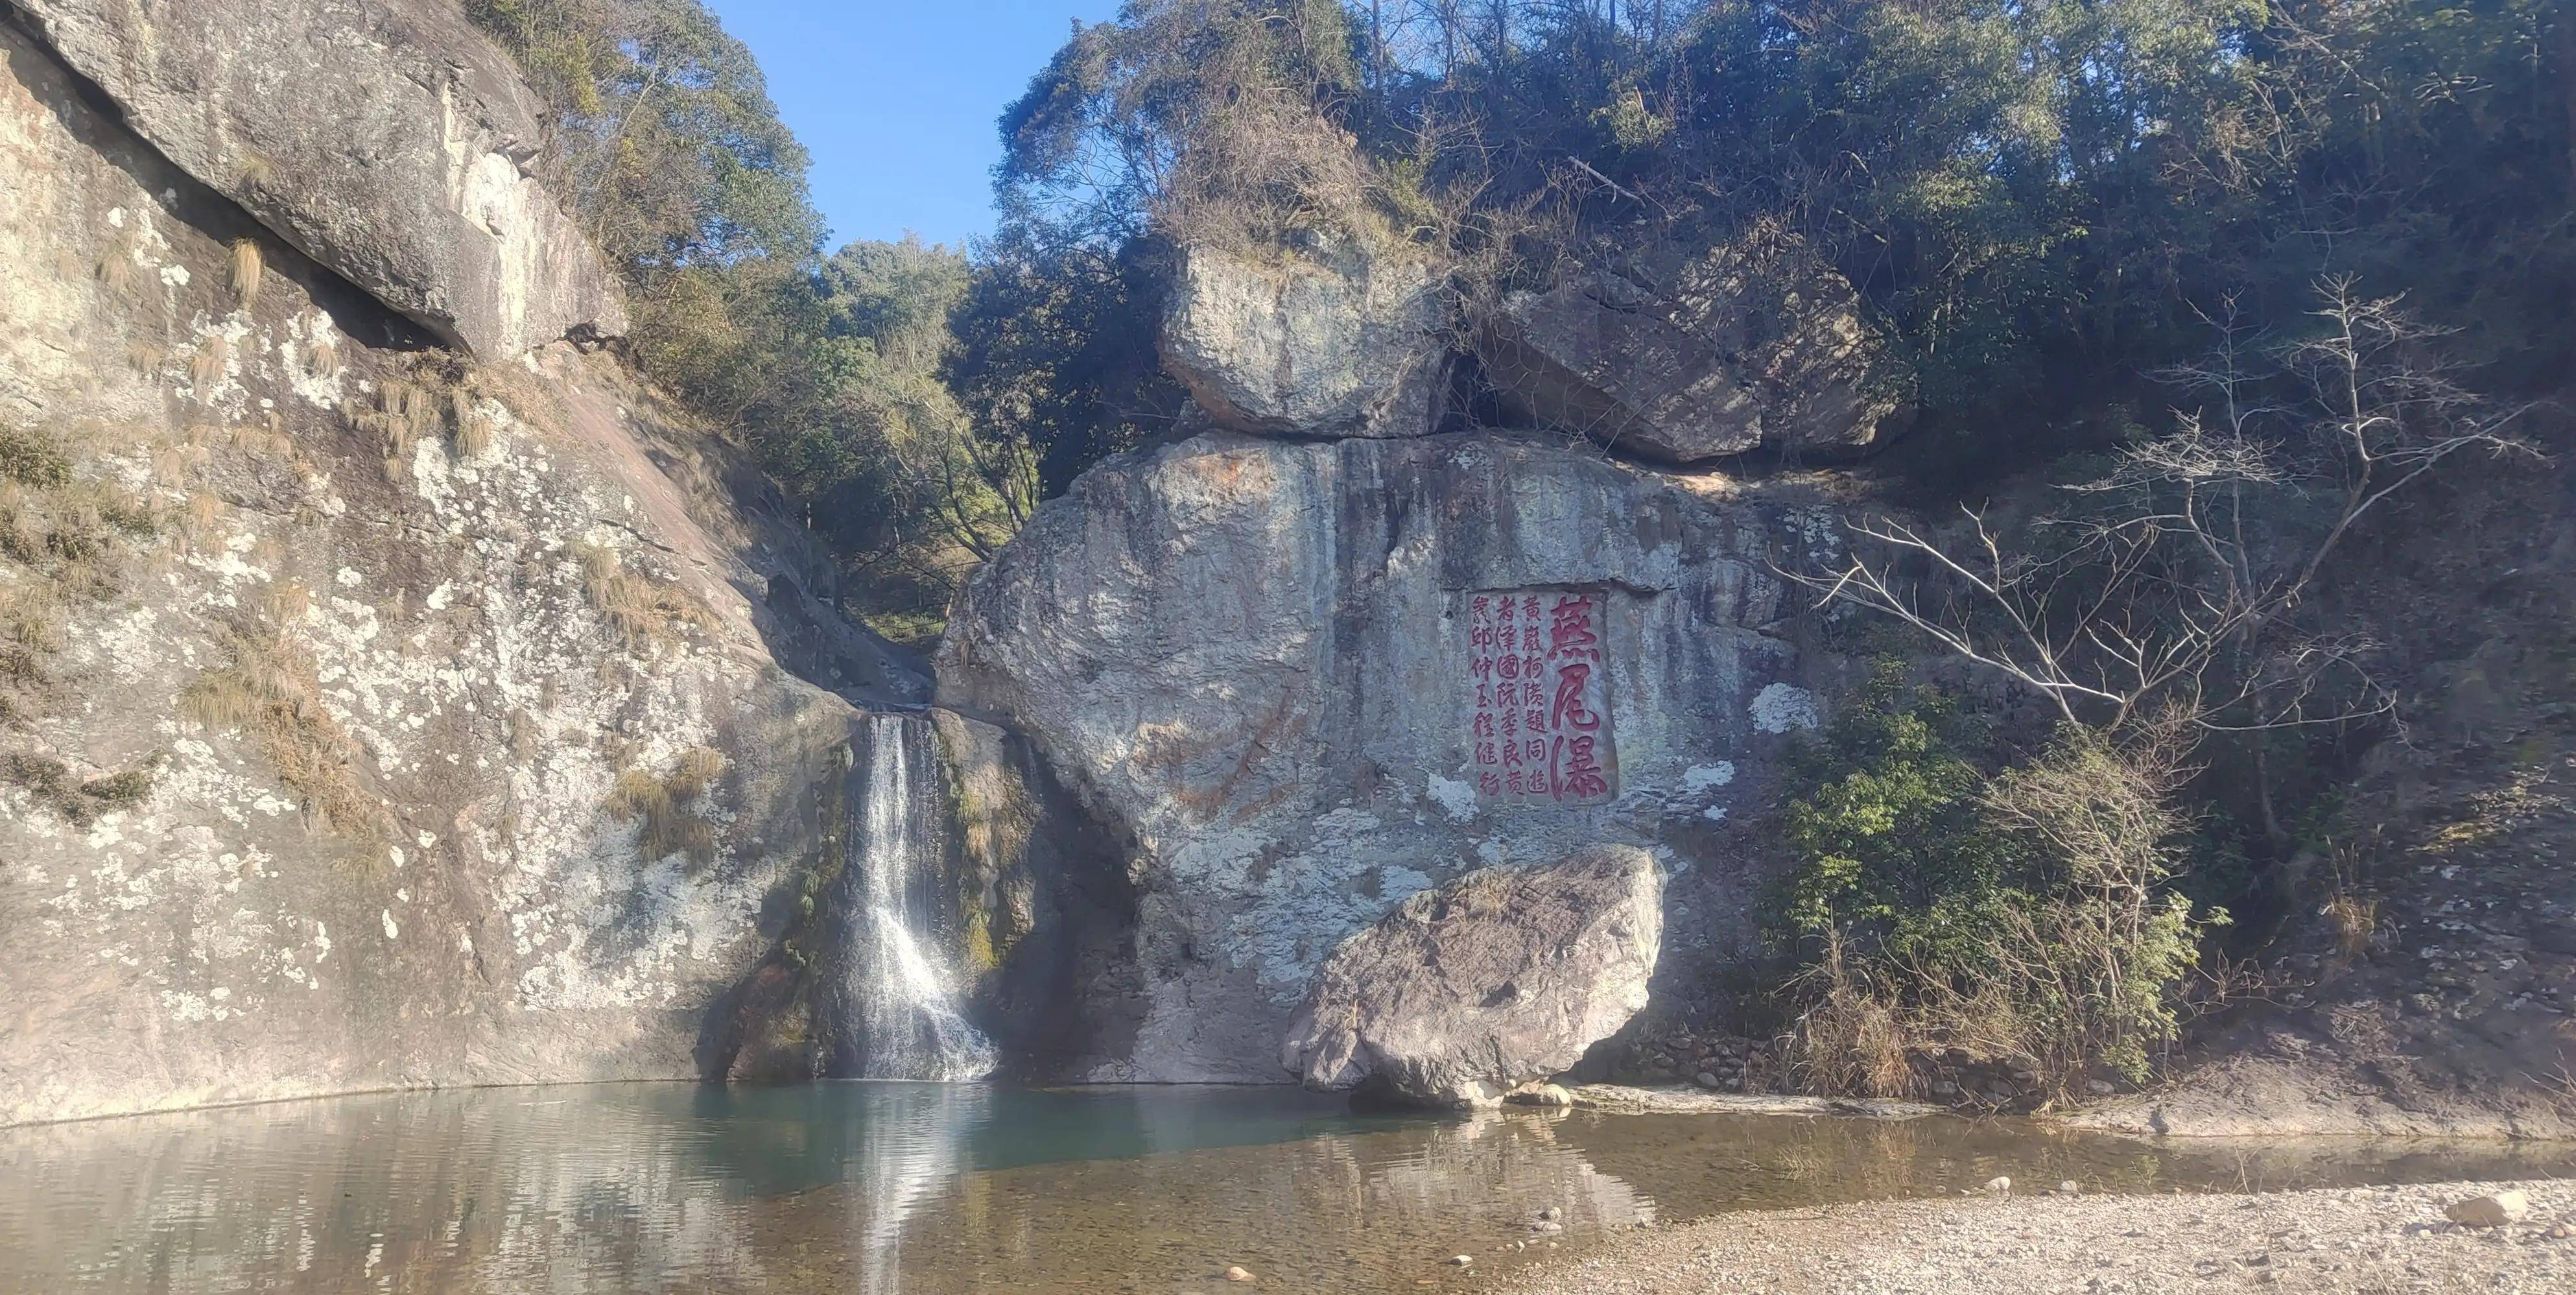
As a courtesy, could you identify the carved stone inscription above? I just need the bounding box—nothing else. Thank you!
[1465,589,1616,803]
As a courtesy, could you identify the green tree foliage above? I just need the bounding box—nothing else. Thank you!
[1003,1,2571,450]
[466,1,1031,638]
[1777,663,2022,971]
[1777,668,2227,1092]
[466,0,2573,639]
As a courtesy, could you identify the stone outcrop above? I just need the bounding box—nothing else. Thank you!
[0,18,911,1125]
[1478,238,1909,464]
[1281,844,1662,1107]
[938,427,1841,1082]
[12,0,626,358]
[1160,234,1449,438]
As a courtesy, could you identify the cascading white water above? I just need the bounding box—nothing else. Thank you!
[841,713,996,1081]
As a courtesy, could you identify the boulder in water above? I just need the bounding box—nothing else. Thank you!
[1281,845,1662,1108]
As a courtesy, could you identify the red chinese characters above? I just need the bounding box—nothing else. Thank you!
[1464,589,1617,803]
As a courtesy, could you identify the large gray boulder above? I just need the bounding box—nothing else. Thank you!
[1161,234,1449,438]
[15,0,626,358]
[1480,237,1909,463]
[938,425,1842,1082]
[1282,844,1662,1107]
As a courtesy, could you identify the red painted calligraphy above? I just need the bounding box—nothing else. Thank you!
[1462,588,1618,805]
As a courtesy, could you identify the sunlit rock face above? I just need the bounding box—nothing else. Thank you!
[13,0,626,358]
[1478,237,1911,464]
[0,21,921,1126]
[938,425,1843,1082]
[1160,235,1451,440]
[1284,844,1663,1108]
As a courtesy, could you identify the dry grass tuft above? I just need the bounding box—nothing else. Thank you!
[237,152,276,190]
[668,746,726,799]
[0,430,156,724]
[0,472,154,569]
[228,238,265,310]
[229,415,296,461]
[93,233,137,294]
[351,361,515,471]
[603,746,726,866]
[125,341,165,375]
[263,580,311,625]
[0,580,64,684]
[352,377,443,476]
[306,334,339,379]
[189,334,231,396]
[180,612,383,847]
[573,541,711,650]
[150,438,210,486]
[1791,941,1922,1099]
[449,389,497,457]
[2323,890,2380,960]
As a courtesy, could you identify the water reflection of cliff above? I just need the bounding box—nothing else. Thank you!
[5,1086,2572,1294]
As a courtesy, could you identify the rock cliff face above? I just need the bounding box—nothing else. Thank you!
[1478,237,1909,464]
[0,11,919,1125]
[13,0,626,359]
[1,0,1873,1121]
[942,232,1847,1078]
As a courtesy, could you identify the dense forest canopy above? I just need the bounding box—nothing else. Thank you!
[468,0,2572,637]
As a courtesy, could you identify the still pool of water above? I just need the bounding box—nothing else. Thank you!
[5,1082,2571,1293]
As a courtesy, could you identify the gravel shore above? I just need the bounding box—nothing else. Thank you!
[1485,1178,2575,1294]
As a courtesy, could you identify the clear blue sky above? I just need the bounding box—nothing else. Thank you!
[709,1,1122,254]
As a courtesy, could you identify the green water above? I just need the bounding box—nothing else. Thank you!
[3,1082,2570,1293]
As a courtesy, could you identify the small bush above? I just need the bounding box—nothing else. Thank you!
[2,749,159,826]
[1777,671,2227,1097]
[0,427,71,488]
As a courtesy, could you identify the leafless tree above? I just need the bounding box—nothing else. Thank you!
[1801,280,2541,751]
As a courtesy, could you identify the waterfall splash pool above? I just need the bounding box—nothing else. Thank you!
[5,1083,2571,1294]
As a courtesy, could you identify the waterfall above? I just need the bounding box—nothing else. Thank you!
[836,713,996,1081]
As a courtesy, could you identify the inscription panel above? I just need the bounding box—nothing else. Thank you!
[1463,589,1617,804]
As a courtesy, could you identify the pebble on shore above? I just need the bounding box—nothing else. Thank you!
[1486,1178,2576,1295]
[2446,1190,2529,1227]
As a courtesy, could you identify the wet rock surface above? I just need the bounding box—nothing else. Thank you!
[1281,844,1662,1108]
